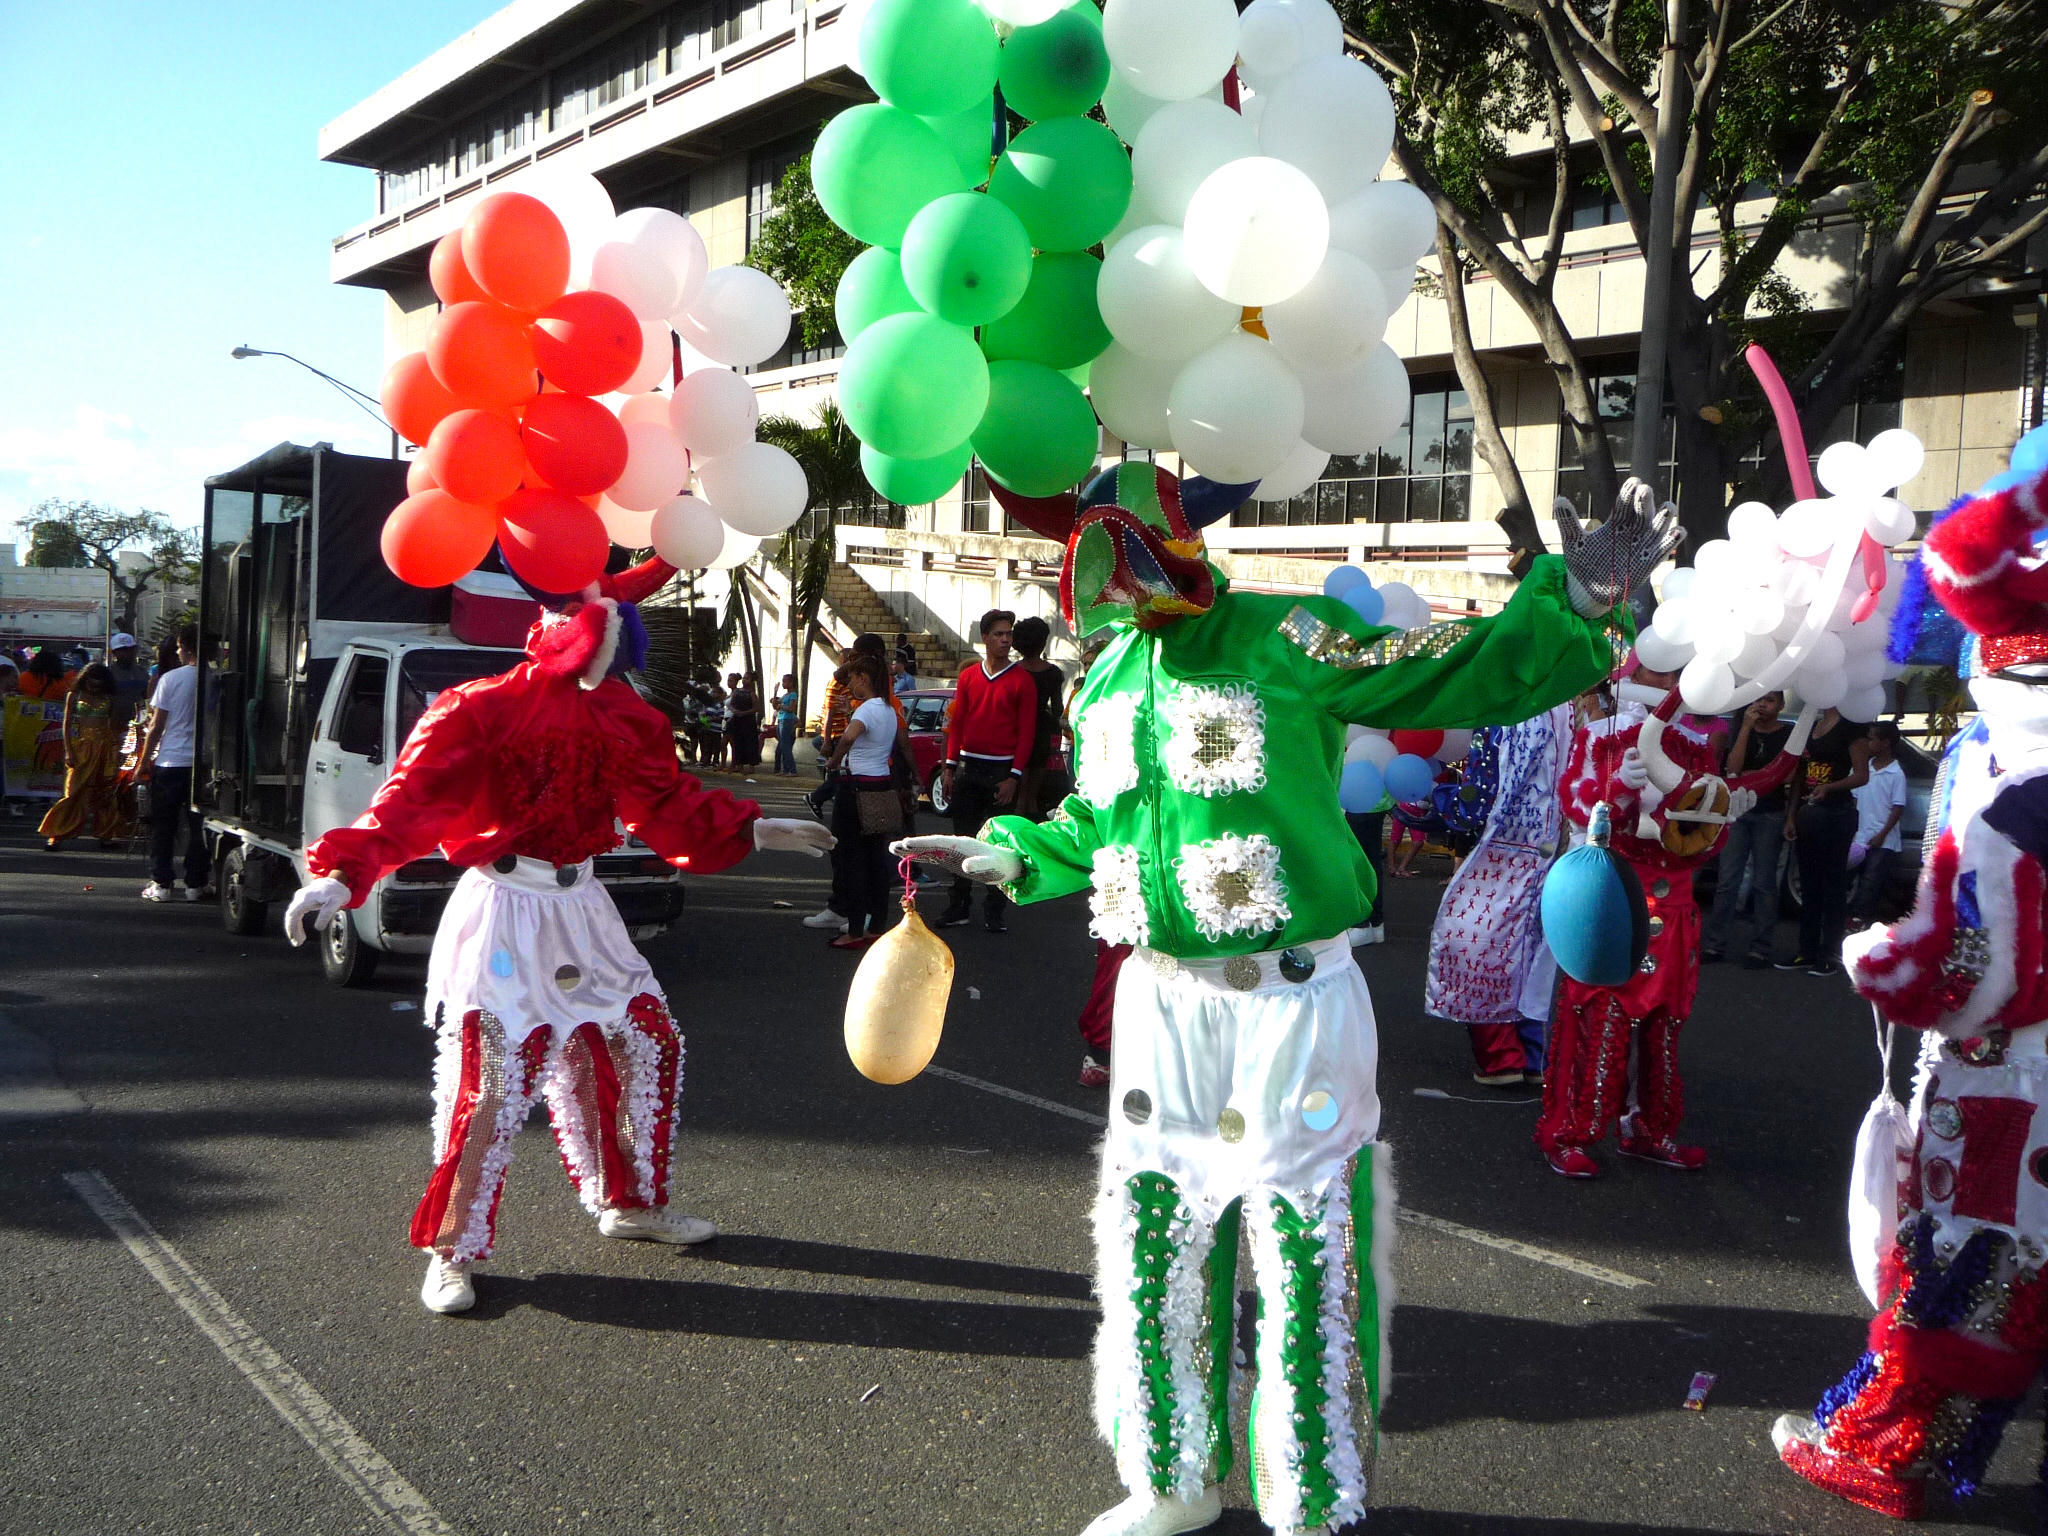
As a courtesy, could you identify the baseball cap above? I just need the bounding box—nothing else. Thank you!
[110,632,138,650]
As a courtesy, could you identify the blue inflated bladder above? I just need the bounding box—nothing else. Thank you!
[1541,813,1650,986]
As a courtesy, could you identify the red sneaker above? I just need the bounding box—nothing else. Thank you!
[1543,1144,1600,1179]
[1773,1416,1924,1519]
[1618,1133,1707,1170]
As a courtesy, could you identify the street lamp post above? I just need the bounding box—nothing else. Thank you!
[229,346,399,459]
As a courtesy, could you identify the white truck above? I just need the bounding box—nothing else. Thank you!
[194,442,686,985]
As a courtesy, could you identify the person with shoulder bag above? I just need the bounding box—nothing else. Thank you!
[821,657,903,950]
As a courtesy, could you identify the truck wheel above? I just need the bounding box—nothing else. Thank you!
[319,910,381,987]
[928,767,951,816]
[221,845,269,936]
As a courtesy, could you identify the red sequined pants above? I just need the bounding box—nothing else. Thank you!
[1534,991,1685,1151]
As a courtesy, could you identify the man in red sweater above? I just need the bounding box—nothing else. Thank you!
[942,609,1038,932]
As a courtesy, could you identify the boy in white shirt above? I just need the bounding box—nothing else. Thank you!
[1849,721,1907,926]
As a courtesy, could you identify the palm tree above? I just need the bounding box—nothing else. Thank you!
[756,401,869,710]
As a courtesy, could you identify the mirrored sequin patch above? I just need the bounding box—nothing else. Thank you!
[1926,1098,1963,1140]
[554,964,582,991]
[1301,1090,1339,1132]
[490,949,515,979]
[1174,834,1292,943]
[1123,1089,1153,1126]
[1216,1107,1246,1143]
[1074,691,1141,808]
[1160,682,1266,797]
[1088,845,1150,948]
[1924,1158,1957,1203]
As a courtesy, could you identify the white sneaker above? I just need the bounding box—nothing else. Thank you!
[140,882,176,902]
[1080,1487,1222,1536]
[420,1256,475,1314]
[802,908,850,931]
[599,1207,718,1245]
[1348,923,1385,946]
[1771,1413,1821,1454]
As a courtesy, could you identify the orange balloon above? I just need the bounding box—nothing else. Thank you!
[497,487,611,593]
[382,351,463,448]
[531,290,642,396]
[521,393,628,496]
[381,489,497,588]
[429,230,490,307]
[424,408,527,506]
[427,301,538,410]
[462,193,570,314]
[405,456,437,495]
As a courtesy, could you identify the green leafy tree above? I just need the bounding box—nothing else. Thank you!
[1340,0,2048,548]
[757,401,870,708]
[19,500,198,633]
[747,152,863,350]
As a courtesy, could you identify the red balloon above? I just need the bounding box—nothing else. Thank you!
[531,290,642,396]
[1390,728,1446,759]
[405,456,437,495]
[521,394,628,497]
[427,301,538,409]
[429,230,489,307]
[462,193,570,314]
[423,408,527,506]
[382,351,463,448]
[497,487,610,593]
[381,490,498,588]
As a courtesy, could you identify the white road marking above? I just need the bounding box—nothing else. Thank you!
[63,1170,460,1536]
[926,1067,1651,1290]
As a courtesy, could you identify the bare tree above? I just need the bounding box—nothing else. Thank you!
[21,501,199,634]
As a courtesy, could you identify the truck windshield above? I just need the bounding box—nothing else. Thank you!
[398,649,521,743]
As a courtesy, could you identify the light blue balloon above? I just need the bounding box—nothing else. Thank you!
[1338,760,1385,813]
[1342,585,1385,626]
[1323,565,1370,600]
[1981,469,2031,496]
[1541,844,1649,986]
[1384,753,1435,802]
[2013,424,2048,478]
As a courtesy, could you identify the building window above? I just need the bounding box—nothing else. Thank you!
[746,136,811,253]
[551,20,664,129]
[380,145,450,212]
[1555,369,1677,515]
[1231,374,1473,527]
[457,91,540,178]
[962,463,995,533]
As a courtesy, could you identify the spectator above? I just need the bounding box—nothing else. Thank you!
[940,609,1036,933]
[820,656,902,949]
[0,657,17,815]
[136,625,212,902]
[891,647,917,696]
[1850,720,1908,927]
[19,646,71,700]
[773,673,800,776]
[1703,691,1794,967]
[150,637,178,685]
[39,663,128,850]
[1011,616,1068,819]
[105,633,150,734]
[1775,705,1871,976]
[805,638,908,931]
[726,673,762,771]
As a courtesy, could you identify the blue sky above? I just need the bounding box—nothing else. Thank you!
[0,0,496,540]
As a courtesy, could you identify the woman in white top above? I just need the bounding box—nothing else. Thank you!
[821,657,902,948]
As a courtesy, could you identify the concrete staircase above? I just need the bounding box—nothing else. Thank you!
[819,562,977,682]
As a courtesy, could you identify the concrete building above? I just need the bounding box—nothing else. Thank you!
[0,545,197,657]
[323,0,2048,715]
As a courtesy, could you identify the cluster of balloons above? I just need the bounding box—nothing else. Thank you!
[1317,561,1465,811]
[1644,428,1924,724]
[818,0,1125,504]
[378,179,806,593]
[1090,0,1435,498]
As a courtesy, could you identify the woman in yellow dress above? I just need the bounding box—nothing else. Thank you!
[40,663,129,849]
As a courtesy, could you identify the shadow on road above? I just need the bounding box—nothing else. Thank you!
[708,1230,1094,1300]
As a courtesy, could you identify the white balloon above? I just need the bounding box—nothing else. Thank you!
[619,319,674,395]
[1816,441,1879,499]
[675,265,791,368]
[611,421,692,511]
[1182,157,1330,306]
[1236,0,1343,90]
[649,494,725,569]
[1298,342,1408,455]
[1726,500,1777,547]
[1777,498,1839,559]
[590,240,679,321]
[1864,428,1925,492]
[1347,734,1397,769]
[1774,561,1820,606]
[977,0,1069,23]
[1844,613,1889,651]
[1167,332,1306,484]
[1374,265,1415,309]
[616,392,671,430]
[1132,100,1260,225]
[1237,88,1267,135]
[668,367,760,458]
[1633,628,1694,672]
[707,522,762,571]
[1772,605,1808,643]
[1802,629,1847,675]
[1840,683,1888,723]
[1257,55,1396,202]
[523,168,616,283]
[1253,439,1331,502]
[616,206,708,315]
[1101,70,1171,144]
[1680,656,1736,715]
[1102,0,1240,102]
[1100,193,1157,255]
[1844,650,1888,689]
[1866,496,1916,546]
[1692,538,1739,584]
[1437,728,1473,761]
[1374,581,1422,628]
[1650,598,1696,645]
[1736,588,1785,636]
[1088,342,1180,449]
[696,441,809,537]
[596,495,656,548]
[1734,632,1777,677]
[1693,623,1745,668]
[1097,226,1241,362]
[1794,668,1847,710]
[1660,567,1696,603]
[1261,249,1389,373]
[1326,180,1437,270]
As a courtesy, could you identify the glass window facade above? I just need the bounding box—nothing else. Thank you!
[1232,374,1474,527]
[1555,369,1676,513]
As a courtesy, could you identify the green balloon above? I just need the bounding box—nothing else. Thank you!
[972,360,1101,497]
[840,312,991,462]
[921,97,996,187]
[862,0,999,117]
[862,440,974,506]
[998,8,1111,123]
[899,192,1034,327]
[835,247,919,343]
[981,250,1110,370]
[987,116,1132,254]
[812,104,968,249]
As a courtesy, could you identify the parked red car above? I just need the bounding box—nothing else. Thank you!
[898,686,1071,814]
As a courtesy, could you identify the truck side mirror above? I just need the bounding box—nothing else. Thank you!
[367,743,384,767]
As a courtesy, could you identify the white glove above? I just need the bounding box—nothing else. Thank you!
[891,834,1025,886]
[285,876,351,946]
[1848,841,1868,868]
[1617,747,1650,791]
[1727,787,1758,821]
[754,817,835,857]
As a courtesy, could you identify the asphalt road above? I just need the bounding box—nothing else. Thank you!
[1,780,2039,1536]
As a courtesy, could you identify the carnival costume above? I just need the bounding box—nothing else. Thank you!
[284,559,829,1311]
[1534,683,1794,1176]
[899,466,1674,1536]
[1425,706,1573,1082]
[1775,460,2048,1519]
